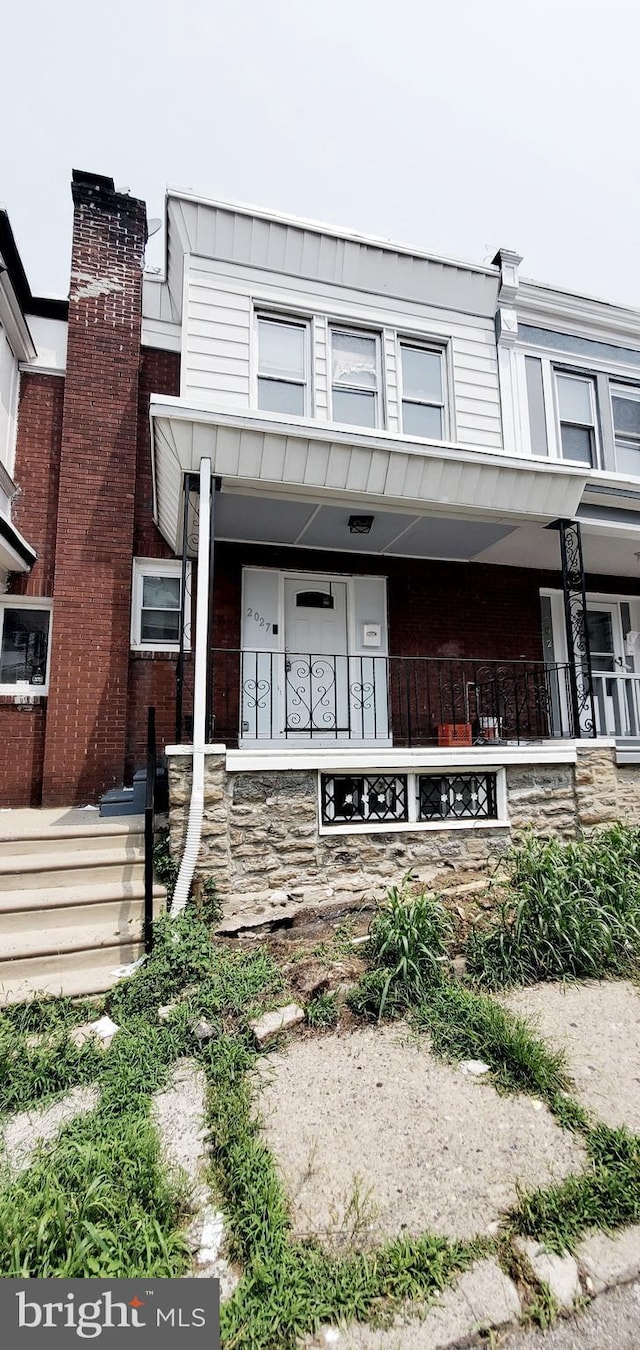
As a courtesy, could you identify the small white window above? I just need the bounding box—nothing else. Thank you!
[399,342,446,438]
[555,372,598,465]
[330,328,381,429]
[612,384,640,476]
[131,559,190,651]
[257,315,309,416]
[0,600,52,694]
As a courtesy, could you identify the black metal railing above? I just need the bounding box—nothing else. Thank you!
[207,650,577,746]
[144,706,157,954]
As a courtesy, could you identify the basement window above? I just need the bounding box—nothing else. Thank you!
[321,774,408,825]
[131,558,191,652]
[319,768,504,831]
[418,772,498,821]
[0,601,51,694]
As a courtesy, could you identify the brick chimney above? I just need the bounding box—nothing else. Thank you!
[42,172,147,805]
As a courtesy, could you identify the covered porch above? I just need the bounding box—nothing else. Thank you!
[149,399,640,757]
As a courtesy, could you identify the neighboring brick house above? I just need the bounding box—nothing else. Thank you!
[3,170,640,915]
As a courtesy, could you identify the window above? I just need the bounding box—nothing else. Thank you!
[400,342,445,438]
[0,602,51,693]
[330,328,381,428]
[418,773,497,822]
[322,774,407,825]
[612,385,640,476]
[257,316,308,415]
[131,560,189,651]
[555,372,598,464]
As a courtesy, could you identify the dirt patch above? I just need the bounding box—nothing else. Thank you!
[255,1024,584,1246]
[502,980,640,1132]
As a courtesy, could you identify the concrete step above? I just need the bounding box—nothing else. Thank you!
[0,846,145,891]
[1,903,166,961]
[0,942,145,1006]
[0,877,165,916]
[2,889,165,938]
[0,823,144,858]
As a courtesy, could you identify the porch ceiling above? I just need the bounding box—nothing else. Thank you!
[150,399,587,556]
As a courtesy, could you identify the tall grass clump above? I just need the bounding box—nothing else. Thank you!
[467,825,640,988]
[353,877,453,1018]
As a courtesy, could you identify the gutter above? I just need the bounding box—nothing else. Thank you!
[171,456,211,914]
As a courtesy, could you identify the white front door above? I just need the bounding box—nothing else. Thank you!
[283,578,349,733]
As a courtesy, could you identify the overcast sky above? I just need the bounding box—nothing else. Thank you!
[2,0,639,306]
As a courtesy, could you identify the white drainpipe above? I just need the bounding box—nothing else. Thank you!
[172,457,212,915]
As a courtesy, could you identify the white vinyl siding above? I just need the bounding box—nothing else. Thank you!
[181,257,503,451]
[183,272,251,406]
[0,327,19,475]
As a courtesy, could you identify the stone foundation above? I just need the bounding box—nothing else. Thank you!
[167,746,640,926]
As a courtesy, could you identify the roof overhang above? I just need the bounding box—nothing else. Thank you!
[150,398,588,555]
[0,511,37,573]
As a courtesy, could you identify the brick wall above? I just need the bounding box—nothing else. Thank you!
[11,372,64,596]
[0,372,65,806]
[41,174,148,806]
[124,346,182,780]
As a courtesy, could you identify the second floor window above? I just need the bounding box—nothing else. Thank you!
[612,385,640,476]
[257,316,308,415]
[400,342,445,438]
[331,328,380,428]
[555,372,598,465]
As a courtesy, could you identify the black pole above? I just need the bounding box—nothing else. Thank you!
[558,519,597,738]
[144,705,156,954]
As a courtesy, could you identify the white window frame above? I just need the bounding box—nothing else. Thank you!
[130,558,191,653]
[398,338,448,440]
[611,381,640,474]
[317,766,508,835]
[329,325,384,429]
[255,312,311,417]
[553,367,600,466]
[0,596,52,696]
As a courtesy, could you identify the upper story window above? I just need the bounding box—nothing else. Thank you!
[612,385,640,476]
[400,342,445,438]
[330,328,381,428]
[555,371,598,465]
[257,316,309,416]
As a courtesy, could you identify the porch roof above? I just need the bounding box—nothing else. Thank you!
[149,398,588,556]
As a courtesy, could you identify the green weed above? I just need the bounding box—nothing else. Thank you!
[306,993,339,1029]
[367,878,453,1016]
[413,983,569,1100]
[511,1123,640,1252]
[467,826,640,988]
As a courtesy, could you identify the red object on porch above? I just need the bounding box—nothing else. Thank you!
[437,723,473,747]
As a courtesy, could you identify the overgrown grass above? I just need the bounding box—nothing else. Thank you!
[366,877,453,1016]
[511,1123,640,1253]
[305,992,339,1028]
[467,826,640,988]
[0,1106,190,1277]
[413,984,570,1101]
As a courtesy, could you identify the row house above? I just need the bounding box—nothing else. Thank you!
[3,172,640,919]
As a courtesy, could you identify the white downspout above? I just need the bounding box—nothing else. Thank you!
[172,457,212,915]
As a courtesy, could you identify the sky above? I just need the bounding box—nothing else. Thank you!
[2,0,640,306]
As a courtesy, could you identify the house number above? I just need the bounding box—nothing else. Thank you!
[246,606,272,632]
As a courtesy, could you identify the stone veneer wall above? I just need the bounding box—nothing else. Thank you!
[167,747,640,924]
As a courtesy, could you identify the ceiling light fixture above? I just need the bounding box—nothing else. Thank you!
[348,515,374,535]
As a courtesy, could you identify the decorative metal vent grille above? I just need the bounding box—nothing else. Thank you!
[322,774,408,825]
[418,773,497,821]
